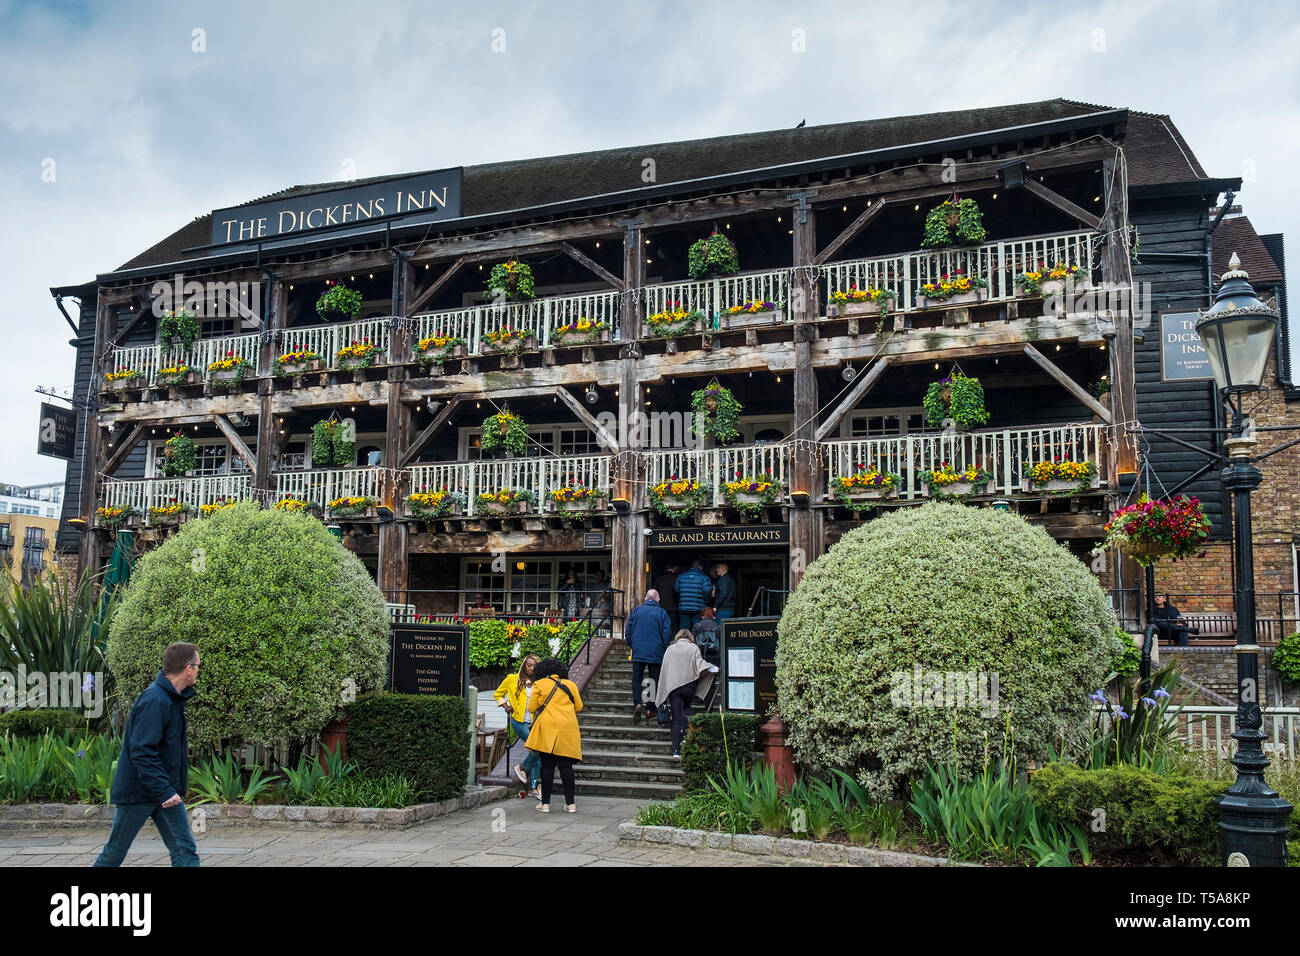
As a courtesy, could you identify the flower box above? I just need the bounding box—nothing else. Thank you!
[917,290,986,309]
[148,512,190,528]
[1023,476,1101,493]
[552,329,610,347]
[329,505,376,520]
[845,487,899,502]
[339,356,383,372]
[551,496,607,514]
[722,309,785,330]
[924,481,977,496]
[279,358,322,376]
[732,492,770,507]
[211,367,245,383]
[656,495,699,511]
[827,300,882,319]
[483,336,537,354]
[107,376,144,392]
[480,500,528,516]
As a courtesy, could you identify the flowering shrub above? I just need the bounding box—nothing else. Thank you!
[480,410,528,457]
[646,304,703,337]
[485,260,535,301]
[725,300,779,315]
[833,463,903,512]
[720,473,782,515]
[406,488,464,519]
[649,477,710,518]
[922,373,990,428]
[919,462,992,497]
[1102,495,1211,568]
[686,231,739,279]
[336,340,384,367]
[920,198,986,248]
[919,271,989,303]
[327,495,379,517]
[475,489,537,515]
[1025,458,1097,492]
[829,286,896,317]
[552,318,608,343]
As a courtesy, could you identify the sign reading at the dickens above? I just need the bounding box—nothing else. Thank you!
[209,168,464,246]
[1161,312,1214,382]
[37,403,76,460]
[389,624,468,698]
[720,617,779,715]
[648,525,790,549]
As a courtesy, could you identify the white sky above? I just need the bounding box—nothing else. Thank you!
[1,0,1297,486]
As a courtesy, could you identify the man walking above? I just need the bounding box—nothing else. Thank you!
[712,562,737,623]
[94,643,202,867]
[623,589,671,723]
[674,558,713,631]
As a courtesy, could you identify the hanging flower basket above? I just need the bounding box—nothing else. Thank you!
[485,260,536,302]
[312,419,355,467]
[480,410,528,457]
[1103,495,1211,568]
[649,478,710,518]
[922,373,990,429]
[921,198,987,248]
[157,309,201,352]
[686,232,740,280]
[691,380,742,445]
[160,433,197,477]
[316,283,363,321]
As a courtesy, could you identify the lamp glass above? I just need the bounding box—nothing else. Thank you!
[1196,313,1277,393]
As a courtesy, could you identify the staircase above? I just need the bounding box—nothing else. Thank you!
[574,643,683,802]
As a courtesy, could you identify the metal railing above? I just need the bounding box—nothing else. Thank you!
[101,475,254,513]
[1109,589,1299,644]
[413,290,622,354]
[823,422,1108,499]
[1100,705,1300,762]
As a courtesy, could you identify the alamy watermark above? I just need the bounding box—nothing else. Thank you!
[150,272,261,322]
[890,665,999,718]
[0,668,103,718]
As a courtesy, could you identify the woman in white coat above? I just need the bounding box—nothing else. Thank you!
[654,630,719,757]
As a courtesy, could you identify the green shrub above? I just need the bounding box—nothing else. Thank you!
[1029,761,1229,864]
[106,501,390,748]
[1274,633,1300,684]
[680,712,760,792]
[0,709,87,738]
[776,502,1116,800]
[469,619,512,669]
[345,692,468,802]
[1111,630,1142,678]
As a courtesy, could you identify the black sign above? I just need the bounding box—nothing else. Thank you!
[583,531,605,549]
[1160,312,1214,382]
[720,617,780,715]
[647,525,790,549]
[37,403,76,460]
[209,168,464,247]
[389,624,468,698]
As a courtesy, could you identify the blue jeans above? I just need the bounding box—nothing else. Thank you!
[93,802,199,867]
[716,609,735,625]
[680,611,704,631]
[510,718,540,787]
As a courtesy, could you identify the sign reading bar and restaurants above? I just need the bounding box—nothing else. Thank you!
[209,168,464,246]
[389,624,468,698]
[1160,312,1214,382]
[37,402,77,460]
[647,525,790,549]
[720,617,779,715]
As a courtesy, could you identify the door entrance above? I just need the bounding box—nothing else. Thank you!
[646,549,788,619]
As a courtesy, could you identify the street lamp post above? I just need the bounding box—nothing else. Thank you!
[1195,253,1293,866]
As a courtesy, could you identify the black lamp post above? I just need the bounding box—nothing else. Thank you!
[1195,253,1292,866]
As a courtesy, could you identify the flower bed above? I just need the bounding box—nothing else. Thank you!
[327,495,379,519]
[918,462,992,498]
[720,474,782,515]
[475,489,536,516]
[833,463,902,512]
[548,483,608,519]
[406,489,463,520]
[649,478,710,518]
[551,319,609,346]
[1103,495,1211,567]
[644,305,703,338]
[1023,458,1098,494]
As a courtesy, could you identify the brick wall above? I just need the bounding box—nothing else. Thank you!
[1158,646,1287,708]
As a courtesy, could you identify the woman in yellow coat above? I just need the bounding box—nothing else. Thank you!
[525,658,583,813]
[494,654,541,793]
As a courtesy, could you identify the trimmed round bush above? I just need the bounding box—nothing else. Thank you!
[776,502,1117,799]
[107,501,390,747]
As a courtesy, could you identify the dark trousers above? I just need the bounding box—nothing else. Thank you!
[1157,623,1190,646]
[538,753,576,805]
[631,661,661,710]
[669,681,699,753]
[93,802,199,867]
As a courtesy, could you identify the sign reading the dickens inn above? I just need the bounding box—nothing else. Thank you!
[1160,312,1214,382]
[209,168,464,246]
[389,624,469,698]
[647,525,790,549]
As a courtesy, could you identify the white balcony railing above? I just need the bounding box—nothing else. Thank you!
[406,455,614,514]
[279,317,392,368]
[822,230,1097,312]
[643,444,790,507]
[101,475,254,514]
[824,422,1108,499]
[275,467,384,506]
[413,291,622,354]
[642,268,791,328]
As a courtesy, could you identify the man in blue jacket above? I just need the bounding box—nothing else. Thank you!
[94,643,201,867]
[712,562,737,623]
[674,559,714,631]
[624,589,671,723]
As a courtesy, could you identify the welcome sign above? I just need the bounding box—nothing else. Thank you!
[209,168,463,246]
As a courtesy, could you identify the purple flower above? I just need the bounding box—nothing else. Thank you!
[1141,697,1157,709]
[81,674,94,693]
[1153,688,1170,699]
[1088,690,1107,704]
[1115,707,1129,720]
[76,750,85,759]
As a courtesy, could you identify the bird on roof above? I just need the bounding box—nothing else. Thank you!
[795,119,806,128]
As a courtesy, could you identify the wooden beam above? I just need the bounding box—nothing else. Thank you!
[1022,179,1103,231]
[102,425,145,476]
[212,414,258,475]
[109,309,151,349]
[1022,344,1113,422]
[399,396,462,468]
[814,358,892,441]
[553,386,618,453]
[405,257,466,315]
[815,199,887,265]
[560,242,625,292]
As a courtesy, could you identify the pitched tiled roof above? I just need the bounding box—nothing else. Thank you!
[1211,217,1284,286]
[115,97,1211,273]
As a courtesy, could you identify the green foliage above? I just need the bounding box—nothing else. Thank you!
[1274,633,1300,684]
[690,380,742,444]
[188,750,276,805]
[635,789,732,830]
[106,501,390,748]
[686,232,739,280]
[1110,630,1142,678]
[485,260,536,301]
[0,732,60,802]
[160,432,197,477]
[479,410,529,457]
[920,198,987,248]
[922,373,989,428]
[0,710,87,738]
[775,503,1117,800]
[1030,761,1228,864]
[316,283,363,318]
[1083,663,1189,770]
[311,418,355,467]
[157,309,201,351]
[468,619,512,669]
[345,693,468,802]
[680,712,760,792]
[314,770,417,808]
[280,753,329,804]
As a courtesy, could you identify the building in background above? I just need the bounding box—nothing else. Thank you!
[0,482,64,586]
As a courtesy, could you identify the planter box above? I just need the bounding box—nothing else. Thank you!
[107,377,144,393]
[924,481,978,496]
[339,356,382,372]
[843,486,899,502]
[329,505,377,520]
[552,330,610,347]
[409,501,461,520]
[722,309,785,330]
[827,300,883,319]
[656,495,700,511]
[416,345,467,366]
[1023,477,1100,493]
[732,492,771,507]
[148,512,190,528]
[278,359,322,376]
[479,500,529,516]
[917,290,987,309]
[552,497,607,513]
[484,338,537,353]
[210,367,246,383]
[158,371,201,387]
[642,322,698,339]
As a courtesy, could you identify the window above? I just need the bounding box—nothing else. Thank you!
[462,560,506,612]
[558,428,600,456]
[460,423,589,459]
[459,557,610,616]
[22,527,46,576]
[149,439,235,477]
[280,442,309,471]
[845,407,927,439]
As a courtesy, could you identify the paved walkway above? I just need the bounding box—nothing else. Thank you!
[0,797,789,867]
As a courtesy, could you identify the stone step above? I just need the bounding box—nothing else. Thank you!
[569,748,681,768]
[574,763,683,785]
[580,735,676,756]
[575,722,674,742]
[570,778,681,801]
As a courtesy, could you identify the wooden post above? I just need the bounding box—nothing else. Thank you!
[80,293,113,576]
[610,220,647,636]
[255,276,285,502]
[789,193,822,590]
[1101,155,1137,481]
[378,378,410,599]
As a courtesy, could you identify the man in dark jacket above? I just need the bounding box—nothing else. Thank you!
[624,589,672,722]
[1153,594,1190,646]
[674,559,714,631]
[94,643,201,867]
[652,563,680,634]
[711,562,737,623]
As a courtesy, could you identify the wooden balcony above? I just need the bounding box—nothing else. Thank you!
[408,454,613,517]
[99,475,254,517]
